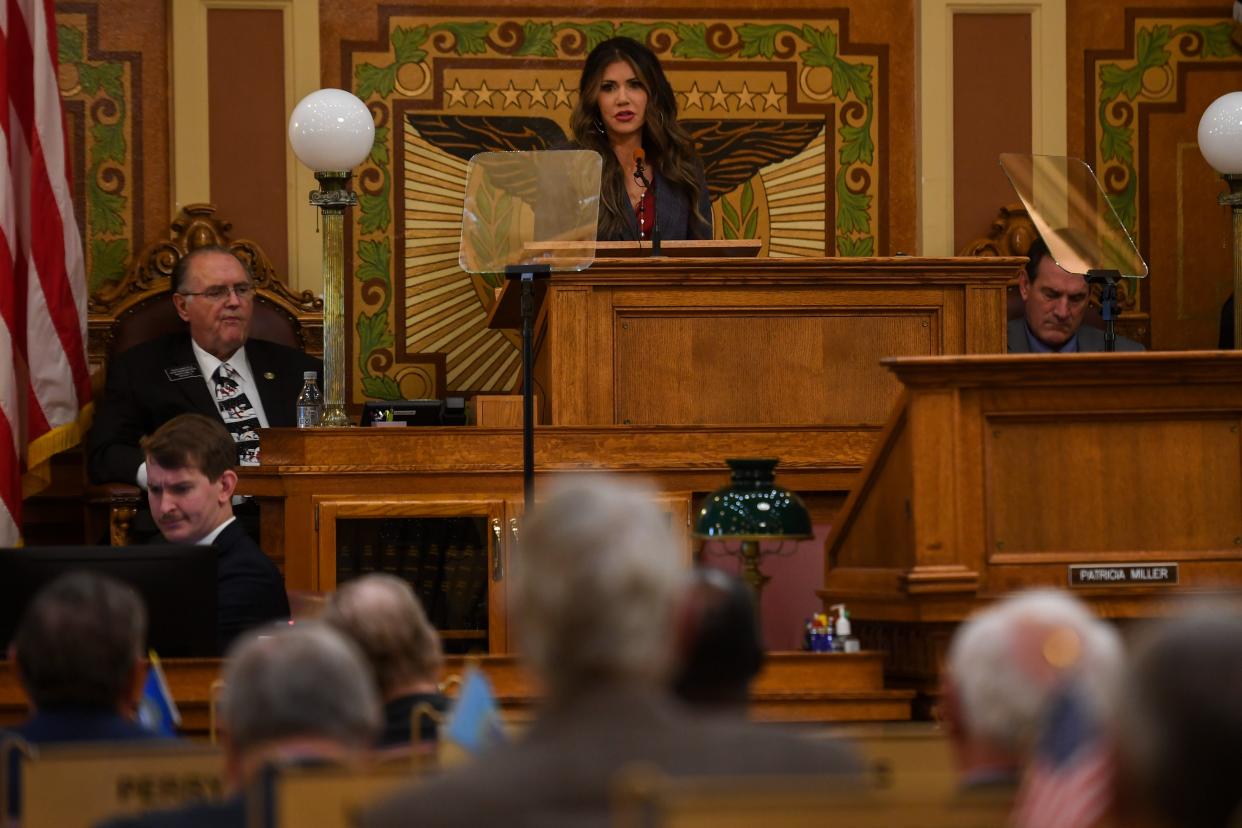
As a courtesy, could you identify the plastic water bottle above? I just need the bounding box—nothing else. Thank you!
[296,371,322,427]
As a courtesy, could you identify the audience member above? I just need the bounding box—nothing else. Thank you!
[1008,237,1144,353]
[322,573,449,748]
[362,475,859,828]
[1117,612,1242,828]
[141,413,289,652]
[99,623,382,828]
[671,567,764,712]
[941,589,1124,796]
[4,571,160,744]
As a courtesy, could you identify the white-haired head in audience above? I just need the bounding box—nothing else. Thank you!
[220,622,382,785]
[515,474,687,700]
[944,589,1124,761]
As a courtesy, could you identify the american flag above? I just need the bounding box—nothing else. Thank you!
[0,0,92,546]
[1011,686,1114,828]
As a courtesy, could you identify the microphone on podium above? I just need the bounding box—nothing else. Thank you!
[632,148,660,255]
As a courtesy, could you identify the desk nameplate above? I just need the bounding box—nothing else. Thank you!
[1068,562,1179,587]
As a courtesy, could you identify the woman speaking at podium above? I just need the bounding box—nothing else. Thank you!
[570,37,713,242]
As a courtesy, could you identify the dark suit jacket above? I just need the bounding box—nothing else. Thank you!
[1006,318,1145,353]
[361,684,861,828]
[603,162,713,242]
[95,796,244,828]
[214,519,290,653]
[88,333,322,485]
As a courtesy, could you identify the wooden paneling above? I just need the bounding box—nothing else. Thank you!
[952,13,1032,254]
[824,352,1242,628]
[524,256,1019,427]
[986,415,1242,556]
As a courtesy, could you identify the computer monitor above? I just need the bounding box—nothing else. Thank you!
[0,545,218,658]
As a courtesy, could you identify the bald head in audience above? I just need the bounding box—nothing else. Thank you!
[1119,612,1242,828]
[322,574,447,747]
[941,589,1124,788]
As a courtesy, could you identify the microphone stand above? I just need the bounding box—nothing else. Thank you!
[1086,269,1121,352]
[633,158,660,256]
[504,263,550,513]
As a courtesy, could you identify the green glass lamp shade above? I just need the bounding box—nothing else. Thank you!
[693,458,813,541]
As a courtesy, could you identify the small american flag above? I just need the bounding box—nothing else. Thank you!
[1011,686,1114,828]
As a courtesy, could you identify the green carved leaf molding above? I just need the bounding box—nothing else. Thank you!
[58,21,131,293]
[1096,20,1239,237]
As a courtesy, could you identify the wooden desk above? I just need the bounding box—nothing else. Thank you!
[491,256,1020,426]
[0,653,912,736]
[820,351,1242,686]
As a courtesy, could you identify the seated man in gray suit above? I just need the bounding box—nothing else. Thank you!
[362,475,860,828]
[1008,237,1145,353]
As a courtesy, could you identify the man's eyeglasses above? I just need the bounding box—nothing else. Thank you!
[178,283,255,302]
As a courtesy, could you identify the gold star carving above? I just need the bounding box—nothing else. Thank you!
[550,78,573,110]
[761,83,783,112]
[681,82,705,111]
[527,79,549,108]
[501,80,524,109]
[473,80,496,108]
[445,79,470,108]
[708,82,730,111]
[735,81,757,111]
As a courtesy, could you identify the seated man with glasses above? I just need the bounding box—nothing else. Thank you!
[88,246,321,536]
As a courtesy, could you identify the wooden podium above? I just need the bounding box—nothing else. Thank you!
[820,352,1242,685]
[489,255,1021,426]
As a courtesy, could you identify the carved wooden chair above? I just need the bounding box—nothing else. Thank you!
[86,204,323,545]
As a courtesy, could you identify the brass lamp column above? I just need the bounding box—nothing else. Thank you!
[288,89,375,425]
[308,170,355,426]
[1198,92,1242,349]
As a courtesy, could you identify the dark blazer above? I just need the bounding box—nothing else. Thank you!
[604,162,713,242]
[95,796,244,828]
[214,519,290,653]
[88,333,322,485]
[361,684,861,828]
[1006,318,1145,353]
[6,709,162,745]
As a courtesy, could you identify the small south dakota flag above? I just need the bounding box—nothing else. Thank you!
[443,666,505,754]
[137,650,181,736]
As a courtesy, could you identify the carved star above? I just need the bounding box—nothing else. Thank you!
[527,79,549,108]
[474,80,496,108]
[445,79,470,108]
[735,81,757,111]
[681,82,705,111]
[708,81,730,111]
[761,82,784,112]
[550,78,573,110]
[501,80,524,109]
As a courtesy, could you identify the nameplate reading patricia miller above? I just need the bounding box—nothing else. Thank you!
[1068,563,1179,587]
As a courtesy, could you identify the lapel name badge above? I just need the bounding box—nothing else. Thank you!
[165,364,202,382]
[263,371,276,380]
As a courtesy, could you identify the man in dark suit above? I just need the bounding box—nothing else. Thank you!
[88,245,320,488]
[1007,237,1145,353]
[3,572,163,822]
[99,623,382,828]
[141,414,289,652]
[362,476,861,828]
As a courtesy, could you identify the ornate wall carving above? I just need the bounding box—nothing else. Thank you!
[338,5,902,402]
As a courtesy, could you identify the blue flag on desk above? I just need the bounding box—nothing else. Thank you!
[444,666,505,754]
[137,651,181,737]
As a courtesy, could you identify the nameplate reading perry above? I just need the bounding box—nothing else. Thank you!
[1068,563,1178,587]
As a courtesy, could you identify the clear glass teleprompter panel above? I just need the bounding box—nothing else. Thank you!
[1000,153,1148,279]
[458,149,603,274]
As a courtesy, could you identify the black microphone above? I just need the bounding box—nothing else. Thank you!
[633,147,650,188]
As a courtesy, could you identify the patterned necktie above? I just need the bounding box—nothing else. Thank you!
[212,363,262,465]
